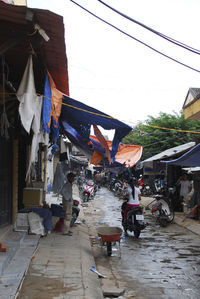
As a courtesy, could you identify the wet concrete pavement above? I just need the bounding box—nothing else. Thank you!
[96,187,200,299]
[1,185,199,299]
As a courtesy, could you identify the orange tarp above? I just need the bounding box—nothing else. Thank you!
[48,70,63,123]
[90,151,104,166]
[93,125,111,163]
[90,136,143,167]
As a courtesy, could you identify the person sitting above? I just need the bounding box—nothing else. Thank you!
[122,179,141,223]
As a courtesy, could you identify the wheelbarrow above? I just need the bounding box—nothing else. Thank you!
[97,226,123,256]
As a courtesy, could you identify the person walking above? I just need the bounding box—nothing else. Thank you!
[60,172,75,236]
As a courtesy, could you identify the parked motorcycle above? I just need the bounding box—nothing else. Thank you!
[121,200,147,238]
[140,183,154,197]
[149,189,174,227]
[109,178,117,192]
[81,181,95,202]
[87,180,98,194]
[114,180,127,197]
[77,176,86,192]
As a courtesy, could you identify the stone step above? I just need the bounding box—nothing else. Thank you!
[0,228,26,276]
[0,232,40,298]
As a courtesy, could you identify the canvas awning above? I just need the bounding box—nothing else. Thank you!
[90,136,143,168]
[60,95,132,161]
[140,142,195,168]
[161,143,200,167]
[70,155,88,167]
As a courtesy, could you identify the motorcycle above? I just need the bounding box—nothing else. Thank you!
[87,180,98,194]
[121,200,147,238]
[78,176,86,192]
[114,180,126,197]
[140,183,154,197]
[108,178,117,192]
[149,189,174,227]
[81,181,95,202]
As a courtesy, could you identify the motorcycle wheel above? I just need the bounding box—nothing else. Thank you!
[83,193,89,202]
[134,229,141,238]
[147,189,153,197]
[168,208,175,223]
[122,220,128,236]
[141,189,147,197]
[90,194,95,200]
[110,184,115,192]
[159,216,168,227]
[114,188,120,197]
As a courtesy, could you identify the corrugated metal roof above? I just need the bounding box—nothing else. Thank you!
[142,142,196,164]
[0,1,69,95]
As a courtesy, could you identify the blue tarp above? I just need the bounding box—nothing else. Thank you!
[161,143,200,167]
[42,72,51,133]
[60,96,132,161]
[42,71,60,142]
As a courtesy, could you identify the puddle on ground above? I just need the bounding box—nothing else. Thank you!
[96,187,200,299]
[160,259,171,263]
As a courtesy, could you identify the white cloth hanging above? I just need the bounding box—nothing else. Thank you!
[17,55,38,134]
[16,54,49,179]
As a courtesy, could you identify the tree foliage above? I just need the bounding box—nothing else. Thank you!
[123,112,200,161]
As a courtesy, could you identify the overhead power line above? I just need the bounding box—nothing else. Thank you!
[98,0,200,55]
[69,0,200,73]
[145,124,200,134]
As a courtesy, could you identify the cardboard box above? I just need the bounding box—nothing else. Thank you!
[23,188,43,206]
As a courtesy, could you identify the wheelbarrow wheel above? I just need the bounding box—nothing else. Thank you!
[106,242,112,256]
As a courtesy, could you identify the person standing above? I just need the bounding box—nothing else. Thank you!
[176,174,191,212]
[60,172,75,236]
[189,172,200,218]
[94,171,102,188]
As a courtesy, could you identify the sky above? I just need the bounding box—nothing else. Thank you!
[28,0,200,132]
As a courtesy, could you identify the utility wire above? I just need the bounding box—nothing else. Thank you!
[98,0,200,55]
[145,124,200,134]
[69,0,200,73]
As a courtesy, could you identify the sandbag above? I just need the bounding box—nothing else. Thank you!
[28,211,45,236]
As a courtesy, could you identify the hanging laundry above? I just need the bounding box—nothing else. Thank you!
[60,137,71,162]
[16,54,49,179]
[26,95,43,178]
[17,55,38,134]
